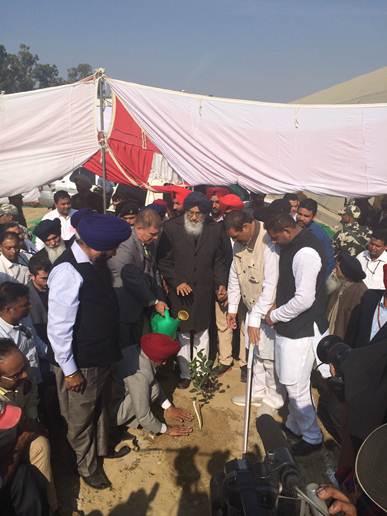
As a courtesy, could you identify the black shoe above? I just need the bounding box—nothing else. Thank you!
[105,445,131,459]
[240,365,247,383]
[213,364,232,376]
[177,378,191,389]
[280,423,302,444]
[82,468,112,490]
[291,439,322,457]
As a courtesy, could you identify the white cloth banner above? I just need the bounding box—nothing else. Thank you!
[109,78,387,196]
[0,81,99,197]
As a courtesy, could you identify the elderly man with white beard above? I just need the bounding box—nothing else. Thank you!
[158,192,228,389]
[33,219,67,264]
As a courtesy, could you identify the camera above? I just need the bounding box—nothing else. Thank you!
[316,335,352,378]
[210,415,328,516]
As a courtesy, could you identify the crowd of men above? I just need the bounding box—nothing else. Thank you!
[0,183,386,515]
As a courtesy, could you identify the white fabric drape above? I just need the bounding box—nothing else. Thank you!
[108,78,387,196]
[0,80,99,197]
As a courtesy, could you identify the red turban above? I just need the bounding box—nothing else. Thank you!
[206,186,230,200]
[152,185,191,205]
[140,333,180,362]
[219,194,244,214]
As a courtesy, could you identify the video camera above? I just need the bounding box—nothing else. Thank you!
[210,415,330,516]
[316,335,352,378]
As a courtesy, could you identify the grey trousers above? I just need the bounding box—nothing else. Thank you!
[53,366,111,477]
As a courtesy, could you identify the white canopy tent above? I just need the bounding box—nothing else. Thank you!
[1,74,387,197]
[0,78,99,197]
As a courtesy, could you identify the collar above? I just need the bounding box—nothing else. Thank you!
[0,254,18,269]
[53,208,76,221]
[365,250,387,263]
[71,241,92,264]
[0,316,15,334]
[246,220,260,251]
[379,295,387,309]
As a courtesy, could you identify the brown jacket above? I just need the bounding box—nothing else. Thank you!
[327,281,368,340]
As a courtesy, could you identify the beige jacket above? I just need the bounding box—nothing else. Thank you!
[229,221,267,312]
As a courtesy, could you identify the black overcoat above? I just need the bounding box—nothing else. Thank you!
[158,216,227,333]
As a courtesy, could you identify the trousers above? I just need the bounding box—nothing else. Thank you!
[177,329,209,379]
[275,323,324,445]
[215,301,234,366]
[29,435,57,511]
[54,366,111,477]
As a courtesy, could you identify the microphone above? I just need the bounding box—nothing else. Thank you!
[256,415,300,492]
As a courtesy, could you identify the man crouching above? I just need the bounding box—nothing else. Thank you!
[112,333,193,437]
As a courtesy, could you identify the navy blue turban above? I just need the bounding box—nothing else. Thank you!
[71,209,131,251]
[34,218,62,241]
[183,192,211,215]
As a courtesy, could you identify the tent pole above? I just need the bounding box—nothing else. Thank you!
[98,76,107,214]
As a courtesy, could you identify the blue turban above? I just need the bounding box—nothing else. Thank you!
[183,192,211,215]
[71,209,131,251]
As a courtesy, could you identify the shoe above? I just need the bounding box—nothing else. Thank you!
[105,445,131,459]
[82,468,112,490]
[231,394,262,407]
[213,364,232,376]
[280,423,302,443]
[291,439,323,456]
[177,378,191,389]
[240,365,247,383]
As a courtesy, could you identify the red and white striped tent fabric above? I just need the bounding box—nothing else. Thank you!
[1,74,387,197]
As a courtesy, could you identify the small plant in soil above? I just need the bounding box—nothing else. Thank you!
[189,350,221,429]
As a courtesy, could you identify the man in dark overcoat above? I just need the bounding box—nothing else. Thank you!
[158,192,227,388]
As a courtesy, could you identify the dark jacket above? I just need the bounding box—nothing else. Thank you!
[158,216,227,333]
[276,229,328,338]
[49,248,121,367]
[108,231,163,325]
[348,289,387,348]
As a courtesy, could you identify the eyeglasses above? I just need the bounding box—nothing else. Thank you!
[0,363,28,382]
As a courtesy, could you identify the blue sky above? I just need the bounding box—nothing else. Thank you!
[3,0,387,101]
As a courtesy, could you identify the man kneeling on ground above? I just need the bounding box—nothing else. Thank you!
[112,333,193,437]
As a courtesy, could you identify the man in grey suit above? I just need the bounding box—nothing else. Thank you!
[108,208,168,348]
[112,333,192,436]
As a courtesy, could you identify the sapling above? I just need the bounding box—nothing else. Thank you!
[189,350,220,429]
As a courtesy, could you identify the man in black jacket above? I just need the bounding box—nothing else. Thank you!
[265,213,328,456]
[47,209,130,490]
[158,192,227,389]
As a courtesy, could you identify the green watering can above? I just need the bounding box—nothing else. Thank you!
[150,309,181,339]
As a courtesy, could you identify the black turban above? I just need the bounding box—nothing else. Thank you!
[34,218,62,242]
[183,192,211,215]
[337,252,366,282]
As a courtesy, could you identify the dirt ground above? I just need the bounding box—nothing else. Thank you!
[50,366,338,516]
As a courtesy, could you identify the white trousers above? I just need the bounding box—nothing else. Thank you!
[275,323,324,445]
[252,350,284,409]
[178,329,209,379]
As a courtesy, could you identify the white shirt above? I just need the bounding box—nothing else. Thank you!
[0,253,30,285]
[270,247,322,323]
[228,240,279,329]
[370,295,387,341]
[356,250,387,290]
[35,208,77,250]
[0,316,41,382]
[47,241,89,376]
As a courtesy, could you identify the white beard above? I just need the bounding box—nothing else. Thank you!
[184,213,204,237]
[46,240,66,263]
[326,271,342,295]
